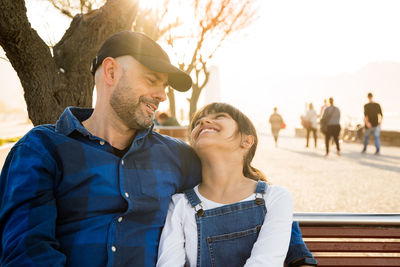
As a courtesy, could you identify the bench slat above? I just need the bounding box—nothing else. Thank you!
[315,257,400,267]
[301,226,400,238]
[306,241,400,252]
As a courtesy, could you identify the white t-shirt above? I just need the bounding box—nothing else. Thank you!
[157,184,293,267]
[305,109,318,128]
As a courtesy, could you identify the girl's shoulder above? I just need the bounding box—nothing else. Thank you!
[171,192,191,208]
[171,186,201,210]
[265,184,290,194]
[168,192,196,220]
[264,184,293,205]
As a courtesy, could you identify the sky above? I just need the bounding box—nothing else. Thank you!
[208,0,400,133]
[1,0,400,132]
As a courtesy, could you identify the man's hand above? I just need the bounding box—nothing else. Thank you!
[364,116,372,129]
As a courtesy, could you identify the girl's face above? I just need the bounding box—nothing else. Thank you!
[190,112,240,152]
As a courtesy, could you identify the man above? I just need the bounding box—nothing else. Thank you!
[0,31,315,266]
[269,107,284,147]
[322,97,341,156]
[362,92,383,155]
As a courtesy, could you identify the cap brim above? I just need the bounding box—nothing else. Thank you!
[136,55,192,92]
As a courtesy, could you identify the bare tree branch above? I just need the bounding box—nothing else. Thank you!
[48,0,74,18]
[48,0,105,18]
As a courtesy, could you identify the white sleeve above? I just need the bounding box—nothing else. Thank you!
[244,186,294,267]
[156,194,186,267]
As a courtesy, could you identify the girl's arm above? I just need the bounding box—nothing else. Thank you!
[156,194,187,267]
[244,186,294,267]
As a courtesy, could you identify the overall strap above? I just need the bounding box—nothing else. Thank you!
[184,188,205,217]
[254,181,267,205]
[184,188,201,207]
[255,180,267,194]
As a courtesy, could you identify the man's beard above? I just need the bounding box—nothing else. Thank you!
[110,85,156,130]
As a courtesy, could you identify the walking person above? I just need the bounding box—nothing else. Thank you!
[304,103,318,148]
[319,99,328,118]
[322,97,341,156]
[269,107,284,147]
[0,32,315,266]
[361,92,383,155]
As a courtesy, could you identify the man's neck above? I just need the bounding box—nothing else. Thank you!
[82,108,137,150]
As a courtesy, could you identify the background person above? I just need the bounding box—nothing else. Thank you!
[269,107,284,147]
[157,112,181,126]
[319,99,328,118]
[362,92,383,155]
[304,103,318,148]
[322,97,341,156]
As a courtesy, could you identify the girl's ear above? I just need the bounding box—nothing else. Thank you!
[240,135,254,148]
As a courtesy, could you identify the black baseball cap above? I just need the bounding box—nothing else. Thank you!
[90,31,192,92]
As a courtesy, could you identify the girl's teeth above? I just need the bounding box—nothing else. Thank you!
[201,129,216,134]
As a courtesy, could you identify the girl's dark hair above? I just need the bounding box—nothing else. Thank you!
[190,102,267,182]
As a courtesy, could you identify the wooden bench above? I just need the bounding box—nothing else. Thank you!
[294,213,400,266]
[153,126,189,141]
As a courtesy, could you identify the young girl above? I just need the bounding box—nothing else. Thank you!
[157,103,293,267]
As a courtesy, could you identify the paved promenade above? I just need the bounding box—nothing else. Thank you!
[253,134,400,213]
[1,132,399,213]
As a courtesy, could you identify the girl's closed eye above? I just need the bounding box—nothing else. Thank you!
[215,113,229,119]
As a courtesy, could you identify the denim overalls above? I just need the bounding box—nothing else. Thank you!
[184,181,267,267]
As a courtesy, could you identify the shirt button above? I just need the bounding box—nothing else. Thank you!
[111,246,116,252]
[125,192,129,198]
[99,140,105,145]
[118,217,123,223]
[121,160,125,166]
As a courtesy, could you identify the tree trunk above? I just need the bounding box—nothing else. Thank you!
[0,0,138,125]
[167,87,176,118]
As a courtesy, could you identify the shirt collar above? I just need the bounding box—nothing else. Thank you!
[137,123,154,141]
[55,107,93,136]
[55,107,154,139]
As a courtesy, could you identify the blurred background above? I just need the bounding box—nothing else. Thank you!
[2,0,400,134]
[1,0,399,212]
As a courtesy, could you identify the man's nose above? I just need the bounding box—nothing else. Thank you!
[152,86,167,102]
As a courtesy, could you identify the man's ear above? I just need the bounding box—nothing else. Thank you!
[240,135,254,148]
[102,57,118,85]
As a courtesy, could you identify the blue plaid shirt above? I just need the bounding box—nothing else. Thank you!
[0,107,202,267]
